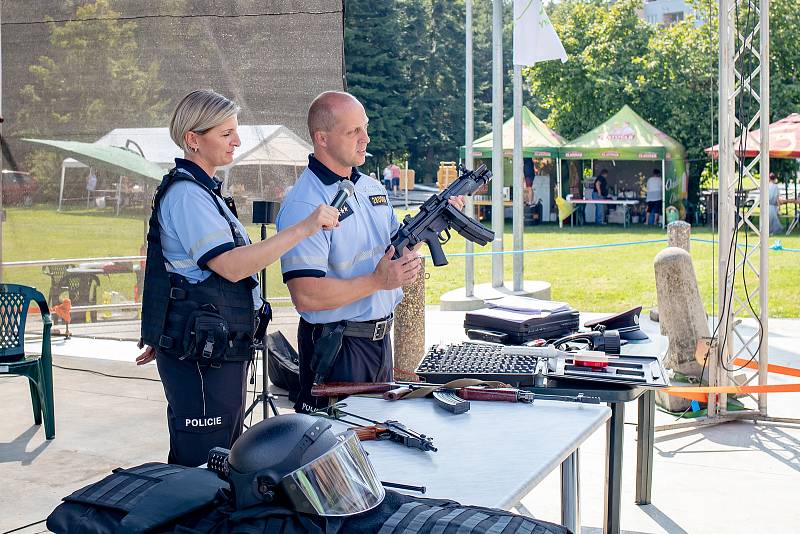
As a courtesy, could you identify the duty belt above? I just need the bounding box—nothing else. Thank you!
[340,315,393,341]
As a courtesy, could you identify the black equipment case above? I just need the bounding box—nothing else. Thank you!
[464,307,580,344]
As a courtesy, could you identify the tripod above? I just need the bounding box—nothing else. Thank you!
[244,205,281,422]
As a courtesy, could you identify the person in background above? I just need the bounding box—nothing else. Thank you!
[390,163,401,195]
[645,168,663,225]
[523,157,535,205]
[86,167,97,208]
[592,169,609,224]
[382,164,393,191]
[768,172,785,235]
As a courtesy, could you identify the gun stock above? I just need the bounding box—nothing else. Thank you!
[457,387,521,402]
[311,382,394,397]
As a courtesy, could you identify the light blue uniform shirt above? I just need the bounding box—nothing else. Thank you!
[277,156,402,324]
[158,159,261,308]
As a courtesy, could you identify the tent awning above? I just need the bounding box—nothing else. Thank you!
[227,126,312,167]
[705,113,800,159]
[23,138,165,182]
[559,105,685,160]
[88,125,312,168]
[460,106,564,159]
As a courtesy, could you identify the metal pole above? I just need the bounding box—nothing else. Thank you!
[0,4,3,283]
[557,158,563,228]
[465,0,475,297]
[404,160,409,210]
[714,0,735,417]
[59,164,67,211]
[512,66,523,291]
[560,450,581,534]
[661,159,666,228]
[491,0,504,288]
[115,177,123,216]
[758,0,770,414]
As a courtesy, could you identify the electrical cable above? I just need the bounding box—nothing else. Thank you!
[2,519,46,534]
[53,363,161,382]
[3,10,344,27]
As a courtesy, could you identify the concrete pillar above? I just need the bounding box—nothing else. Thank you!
[654,249,714,412]
[654,247,708,411]
[393,257,426,379]
[667,220,691,251]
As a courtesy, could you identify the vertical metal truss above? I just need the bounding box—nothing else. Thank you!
[713,0,769,418]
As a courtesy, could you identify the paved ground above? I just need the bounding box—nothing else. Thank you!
[3,307,800,533]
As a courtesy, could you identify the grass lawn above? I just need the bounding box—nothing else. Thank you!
[4,204,800,316]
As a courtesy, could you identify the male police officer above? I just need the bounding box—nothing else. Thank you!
[276,92,421,413]
[278,92,465,413]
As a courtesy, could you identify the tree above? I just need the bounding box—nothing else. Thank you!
[525,0,720,198]
[638,14,717,186]
[401,0,467,178]
[766,0,800,178]
[344,0,410,169]
[472,0,514,139]
[525,0,653,141]
[16,0,167,136]
[13,0,168,199]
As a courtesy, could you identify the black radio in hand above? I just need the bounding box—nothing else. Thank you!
[390,164,494,266]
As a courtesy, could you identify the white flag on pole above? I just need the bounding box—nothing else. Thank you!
[513,0,567,66]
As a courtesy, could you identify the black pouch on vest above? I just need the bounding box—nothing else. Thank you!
[183,304,230,365]
[311,323,345,385]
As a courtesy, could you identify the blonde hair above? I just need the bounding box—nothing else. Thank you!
[169,90,240,152]
[307,91,359,140]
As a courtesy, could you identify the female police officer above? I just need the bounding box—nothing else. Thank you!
[136,90,339,466]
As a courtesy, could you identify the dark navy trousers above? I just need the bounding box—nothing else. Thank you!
[156,352,248,467]
[294,318,392,413]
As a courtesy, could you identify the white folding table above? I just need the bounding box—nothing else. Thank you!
[568,199,641,227]
[331,395,610,534]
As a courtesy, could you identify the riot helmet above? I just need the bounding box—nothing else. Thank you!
[223,413,385,516]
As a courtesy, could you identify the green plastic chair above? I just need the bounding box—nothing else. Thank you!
[0,284,55,439]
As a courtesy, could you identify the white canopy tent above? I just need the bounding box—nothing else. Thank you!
[57,125,312,210]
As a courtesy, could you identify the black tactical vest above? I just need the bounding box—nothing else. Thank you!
[47,463,571,534]
[139,168,256,364]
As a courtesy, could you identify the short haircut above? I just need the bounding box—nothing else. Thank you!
[653,168,661,176]
[600,169,608,176]
[307,91,359,139]
[169,90,240,152]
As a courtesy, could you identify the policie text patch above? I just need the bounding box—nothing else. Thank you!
[175,413,231,433]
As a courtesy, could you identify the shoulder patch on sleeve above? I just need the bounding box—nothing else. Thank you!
[369,194,389,206]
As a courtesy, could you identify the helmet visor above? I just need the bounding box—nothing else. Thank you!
[280,430,385,516]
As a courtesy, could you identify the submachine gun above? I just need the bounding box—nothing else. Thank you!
[390,164,494,266]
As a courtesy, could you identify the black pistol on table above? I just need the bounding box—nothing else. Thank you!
[390,164,494,266]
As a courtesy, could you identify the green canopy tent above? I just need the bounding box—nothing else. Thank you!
[459,106,565,160]
[558,105,689,225]
[459,106,564,220]
[23,138,165,212]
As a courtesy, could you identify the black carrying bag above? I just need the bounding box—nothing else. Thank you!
[266,331,300,402]
[183,305,230,365]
